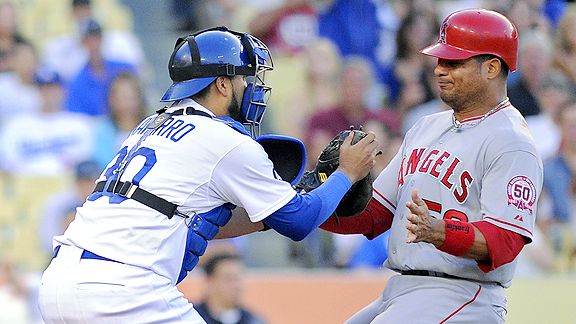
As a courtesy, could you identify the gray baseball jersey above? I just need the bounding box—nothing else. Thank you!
[373,102,542,287]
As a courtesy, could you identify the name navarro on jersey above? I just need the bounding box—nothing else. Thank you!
[398,147,473,203]
[130,115,195,142]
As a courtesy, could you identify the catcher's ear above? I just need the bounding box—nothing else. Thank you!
[256,135,306,186]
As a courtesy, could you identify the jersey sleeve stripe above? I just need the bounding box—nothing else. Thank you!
[373,188,396,211]
[483,216,533,236]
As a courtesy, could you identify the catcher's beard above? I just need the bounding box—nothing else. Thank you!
[227,90,243,122]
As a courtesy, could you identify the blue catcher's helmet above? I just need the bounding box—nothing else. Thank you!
[161,26,273,137]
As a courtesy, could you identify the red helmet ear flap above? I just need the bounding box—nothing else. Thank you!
[421,9,518,72]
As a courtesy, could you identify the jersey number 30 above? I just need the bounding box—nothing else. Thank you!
[87,146,157,203]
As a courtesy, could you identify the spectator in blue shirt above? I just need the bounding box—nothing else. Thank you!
[318,0,401,102]
[65,18,136,116]
[542,101,576,255]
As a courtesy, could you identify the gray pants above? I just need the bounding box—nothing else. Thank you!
[346,274,507,323]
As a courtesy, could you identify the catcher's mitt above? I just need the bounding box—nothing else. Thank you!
[295,128,373,217]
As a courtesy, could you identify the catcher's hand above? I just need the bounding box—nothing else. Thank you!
[295,128,379,217]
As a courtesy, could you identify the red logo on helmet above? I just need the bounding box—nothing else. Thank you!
[440,22,448,44]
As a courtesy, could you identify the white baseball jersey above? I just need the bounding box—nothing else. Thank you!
[0,73,41,125]
[0,112,94,176]
[373,102,542,287]
[54,99,296,283]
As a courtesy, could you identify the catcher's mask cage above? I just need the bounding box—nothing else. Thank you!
[161,26,274,138]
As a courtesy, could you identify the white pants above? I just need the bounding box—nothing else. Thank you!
[38,245,205,324]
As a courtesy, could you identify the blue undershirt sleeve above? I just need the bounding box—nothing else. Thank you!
[263,170,352,241]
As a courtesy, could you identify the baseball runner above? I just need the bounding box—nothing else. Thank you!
[38,27,379,323]
[320,9,543,323]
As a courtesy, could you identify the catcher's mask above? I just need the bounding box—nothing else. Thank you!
[161,26,274,137]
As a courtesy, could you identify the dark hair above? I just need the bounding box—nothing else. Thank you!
[191,76,234,101]
[203,253,241,276]
[191,82,213,101]
[473,54,509,76]
[107,71,148,124]
[72,0,91,7]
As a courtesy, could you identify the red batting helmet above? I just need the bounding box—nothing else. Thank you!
[421,8,518,72]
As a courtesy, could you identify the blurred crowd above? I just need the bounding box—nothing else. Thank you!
[0,0,575,322]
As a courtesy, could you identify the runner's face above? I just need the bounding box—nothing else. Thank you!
[433,58,487,113]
